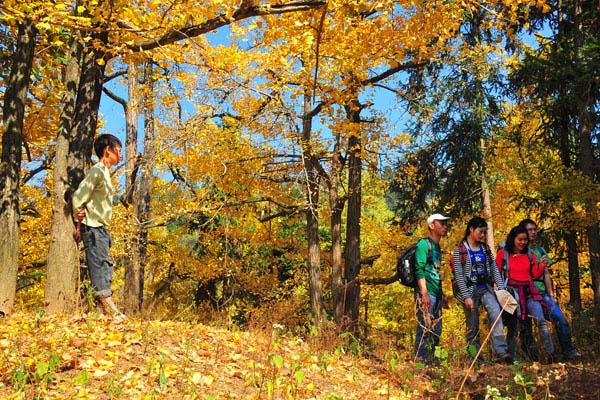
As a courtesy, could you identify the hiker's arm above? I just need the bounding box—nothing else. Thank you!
[495,249,503,274]
[416,278,431,309]
[452,245,472,308]
[414,240,431,309]
[484,246,504,290]
[531,254,544,280]
[544,266,553,296]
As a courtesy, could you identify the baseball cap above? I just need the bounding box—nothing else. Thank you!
[427,213,451,225]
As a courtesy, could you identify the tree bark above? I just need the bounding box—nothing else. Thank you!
[0,19,37,315]
[343,96,363,334]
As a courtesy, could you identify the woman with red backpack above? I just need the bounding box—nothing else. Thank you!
[452,217,511,364]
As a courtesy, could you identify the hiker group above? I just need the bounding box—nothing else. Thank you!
[409,214,580,366]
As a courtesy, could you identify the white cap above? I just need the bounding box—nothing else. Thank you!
[427,213,451,225]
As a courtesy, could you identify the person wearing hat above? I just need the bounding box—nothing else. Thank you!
[414,213,450,365]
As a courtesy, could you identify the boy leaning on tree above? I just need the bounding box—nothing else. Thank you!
[72,133,126,321]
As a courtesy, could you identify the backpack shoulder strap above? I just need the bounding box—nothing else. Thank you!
[537,245,547,256]
[483,242,493,260]
[527,247,534,275]
[424,237,433,264]
[458,241,468,267]
[502,247,509,275]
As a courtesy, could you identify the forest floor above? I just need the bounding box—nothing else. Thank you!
[0,313,598,399]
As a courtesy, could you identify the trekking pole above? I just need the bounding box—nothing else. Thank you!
[75,220,83,314]
[456,298,511,398]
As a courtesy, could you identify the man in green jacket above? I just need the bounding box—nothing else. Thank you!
[414,213,450,365]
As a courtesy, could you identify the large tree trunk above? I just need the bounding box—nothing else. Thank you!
[45,29,108,313]
[44,37,82,314]
[0,19,37,316]
[123,61,155,314]
[301,92,326,329]
[578,86,600,305]
[342,97,362,334]
[122,61,141,314]
[573,0,600,317]
[553,0,582,311]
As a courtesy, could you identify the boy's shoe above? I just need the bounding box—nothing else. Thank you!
[112,313,127,323]
[564,350,581,360]
[543,353,557,364]
[496,353,514,365]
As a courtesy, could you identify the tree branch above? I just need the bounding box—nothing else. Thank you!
[130,1,326,52]
[103,86,127,109]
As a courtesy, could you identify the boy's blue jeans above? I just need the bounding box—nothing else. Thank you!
[463,287,508,358]
[81,224,114,298]
[505,298,554,358]
[415,293,442,364]
[542,294,577,356]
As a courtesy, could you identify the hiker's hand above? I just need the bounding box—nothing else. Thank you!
[74,222,82,244]
[540,254,549,268]
[76,209,86,222]
[465,297,474,311]
[420,292,432,310]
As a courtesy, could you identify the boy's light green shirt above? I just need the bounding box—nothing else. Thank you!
[72,162,114,227]
[531,245,551,294]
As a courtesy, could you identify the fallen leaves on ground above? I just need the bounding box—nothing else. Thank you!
[0,313,597,399]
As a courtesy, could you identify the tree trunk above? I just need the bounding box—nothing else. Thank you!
[122,60,141,315]
[123,61,155,314]
[343,97,362,334]
[564,231,582,310]
[573,0,600,315]
[0,19,37,315]
[330,137,345,326]
[558,116,582,310]
[45,29,108,313]
[124,60,140,206]
[577,86,600,305]
[44,37,82,314]
[301,92,326,329]
[552,0,583,311]
[480,139,495,252]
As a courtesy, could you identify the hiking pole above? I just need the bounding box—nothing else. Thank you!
[74,220,83,314]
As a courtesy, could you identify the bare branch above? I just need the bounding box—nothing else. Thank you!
[102,86,127,109]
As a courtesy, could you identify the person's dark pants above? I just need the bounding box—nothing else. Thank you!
[415,293,442,365]
[81,224,114,298]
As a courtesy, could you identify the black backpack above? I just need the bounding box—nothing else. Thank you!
[397,238,432,288]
